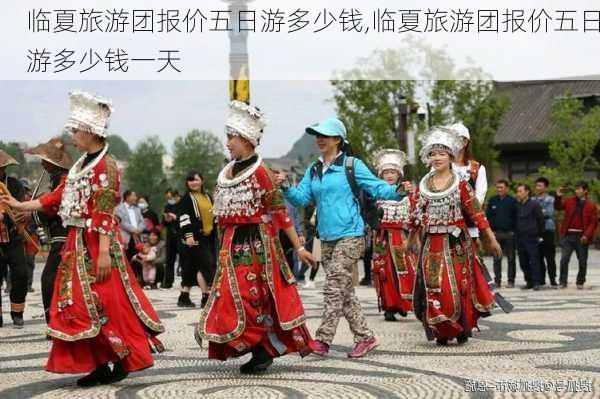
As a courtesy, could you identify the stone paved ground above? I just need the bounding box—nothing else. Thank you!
[1,252,600,398]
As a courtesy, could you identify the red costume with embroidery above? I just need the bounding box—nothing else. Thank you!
[40,146,164,374]
[372,198,416,315]
[412,171,495,341]
[196,155,312,360]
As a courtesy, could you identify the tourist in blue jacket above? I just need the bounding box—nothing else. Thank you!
[276,117,404,358]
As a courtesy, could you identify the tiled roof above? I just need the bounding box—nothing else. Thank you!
[494,78,600,146]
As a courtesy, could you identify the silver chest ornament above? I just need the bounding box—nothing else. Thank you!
[378,198,410,225]
[213,155,266,218]
[416,170,464,235]
[59,145,108,228]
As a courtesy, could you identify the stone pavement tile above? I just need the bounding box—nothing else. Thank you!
[1,252,599,398]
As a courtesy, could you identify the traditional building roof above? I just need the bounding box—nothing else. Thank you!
[494,78,600,147]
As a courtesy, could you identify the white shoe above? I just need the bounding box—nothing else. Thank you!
[303,280,315,289]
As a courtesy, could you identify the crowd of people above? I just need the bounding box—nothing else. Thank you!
[487,178,598,290]
[0,91,597,386]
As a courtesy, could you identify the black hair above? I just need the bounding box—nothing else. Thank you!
[496,179,510,187]
[138,195,150,204]
[517,183,531,193]
[575,180,589,191]
[123,190,135,202]
[340,140,354,156]
[185,171,205,194]
[535,177,549,187]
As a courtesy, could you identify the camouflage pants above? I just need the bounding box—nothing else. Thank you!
[316,237,373,344]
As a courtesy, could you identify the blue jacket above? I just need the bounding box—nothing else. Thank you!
[284,154,403,241]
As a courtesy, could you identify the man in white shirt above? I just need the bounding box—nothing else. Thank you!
[115,190,145,280]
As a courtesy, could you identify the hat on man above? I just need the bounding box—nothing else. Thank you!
[25,137,73,170]
[0,149,19,169]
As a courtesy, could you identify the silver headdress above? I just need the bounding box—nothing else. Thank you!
[418,126,463,165]
[374,149,408,176]
[64,91,113,138]
[225,100,267,147]
[447,122,470,141]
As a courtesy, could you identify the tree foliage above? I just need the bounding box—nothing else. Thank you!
[537,96,600,201]
[124,136,167,212]
[171,129,225,192]
[106,134,132,160]
[331,38,510,181]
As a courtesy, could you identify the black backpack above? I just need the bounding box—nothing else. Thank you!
[310,156,380,231]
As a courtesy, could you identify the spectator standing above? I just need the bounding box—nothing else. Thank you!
[515,184,545,291]
[533,177,558,287]
[486,179,518,288]
[555,181,598,289]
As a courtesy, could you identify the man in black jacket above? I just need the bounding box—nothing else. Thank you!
[515,184,545,291]
[25,138,72,325]
[0,150,28,328]
[486,179,518,288]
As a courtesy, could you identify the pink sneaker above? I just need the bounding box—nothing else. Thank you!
[309,340,330,357]
[348,336,379,358]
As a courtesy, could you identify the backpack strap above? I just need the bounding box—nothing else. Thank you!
[344,156,361,202]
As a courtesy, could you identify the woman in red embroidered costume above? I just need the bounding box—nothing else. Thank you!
[2,92,164,387]
[195,101,316,374]
[411,127,503,346]
[371,150,416,322]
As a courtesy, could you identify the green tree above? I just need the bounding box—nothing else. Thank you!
[171,129,225,192]
[430,77,510,178]
[106,134,132,160]
[124,136,167,212]
[537,96,600,201]
[331,39,510,180]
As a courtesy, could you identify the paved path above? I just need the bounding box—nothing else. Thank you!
[1,252,599,398]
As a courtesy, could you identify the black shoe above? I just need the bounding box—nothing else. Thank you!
[109,362,129,383]
[76,364,112,387]
[240,346,273,374]
[397,310,408,318]
[11,312,24,329]
[494,281,501,288]
[0,315,3,328]
[506,282,515,288]
[384,311,397,322]
[359,278,372,286]
[560,283,567,289]
[520,284,533,290]
[457,333,469,345]
[177,292,196,308]
[532,285,541,291]
[200,294,209,308]
[550,280,558,287]
[435,338,448,346]
[240,357,273,374]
